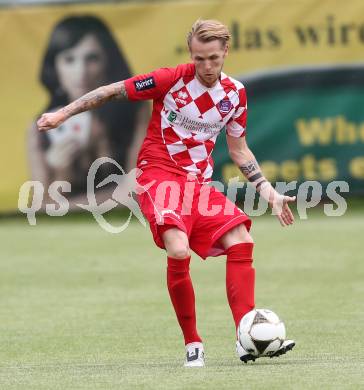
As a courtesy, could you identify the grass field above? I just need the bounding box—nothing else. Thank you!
[0,208,363,389]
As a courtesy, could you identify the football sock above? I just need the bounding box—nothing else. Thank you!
[226,243,255,328]
[167,256,202,345]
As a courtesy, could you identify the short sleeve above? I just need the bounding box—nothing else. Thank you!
[124,67,175,101]
[226,87,247,137]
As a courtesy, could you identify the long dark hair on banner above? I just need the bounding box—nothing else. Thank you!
[39,15,139,167]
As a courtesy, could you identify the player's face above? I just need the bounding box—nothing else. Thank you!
[190,37,228,88]
[55,34,107,100]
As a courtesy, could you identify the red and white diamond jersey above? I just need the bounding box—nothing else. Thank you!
[124,63,247,181]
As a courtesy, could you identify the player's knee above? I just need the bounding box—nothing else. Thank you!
[167,244,190,259]
[221,224,254,248]
[162,228,190,259]
[238,224,254,244]
[242,231,254,244]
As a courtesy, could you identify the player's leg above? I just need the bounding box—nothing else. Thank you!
[220,224,255,328]
[188,184,254,328]
[220,225,295,362]
[136,168,204,366]
[162,227,204,367]
[189,182,294,362]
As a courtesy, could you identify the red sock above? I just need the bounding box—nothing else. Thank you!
[226,243,255,328]
[167,256,202,345]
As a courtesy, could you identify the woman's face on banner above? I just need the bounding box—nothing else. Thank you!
[55,34,107,100]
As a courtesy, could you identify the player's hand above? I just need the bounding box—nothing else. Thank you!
[37,111,67,131]
[271,195,296,227]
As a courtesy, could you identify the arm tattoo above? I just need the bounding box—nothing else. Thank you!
[249,172,263,182]
[256,179,268,190]
[61,81,127,119]
[113,81,128,100]
[239,160,267,190]
[240,160,259,176]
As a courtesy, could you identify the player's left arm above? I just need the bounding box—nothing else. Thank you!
[226,135,296,226]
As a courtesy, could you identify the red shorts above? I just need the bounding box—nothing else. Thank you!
[136,167,251,259]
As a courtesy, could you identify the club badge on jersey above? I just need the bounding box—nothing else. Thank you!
[218,99,233,114]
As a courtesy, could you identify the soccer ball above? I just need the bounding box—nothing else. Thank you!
[237,309,286,357]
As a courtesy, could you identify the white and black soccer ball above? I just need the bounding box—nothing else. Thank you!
[237,309,286,357]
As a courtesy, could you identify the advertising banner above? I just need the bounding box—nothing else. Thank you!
[1,0,364,212]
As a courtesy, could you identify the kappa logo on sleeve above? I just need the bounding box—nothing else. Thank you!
[134,76,156,91]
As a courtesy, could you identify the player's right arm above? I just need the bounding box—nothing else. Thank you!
[37,81,127,131]
[37,66,177,131]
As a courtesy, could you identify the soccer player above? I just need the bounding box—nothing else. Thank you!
[37,19,295,367]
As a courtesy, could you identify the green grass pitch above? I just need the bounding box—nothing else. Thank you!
[0,209,363,389]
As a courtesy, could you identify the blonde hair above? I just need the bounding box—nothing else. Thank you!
[187,19,231,49]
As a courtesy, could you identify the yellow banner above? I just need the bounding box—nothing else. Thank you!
[1,0,364,211]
